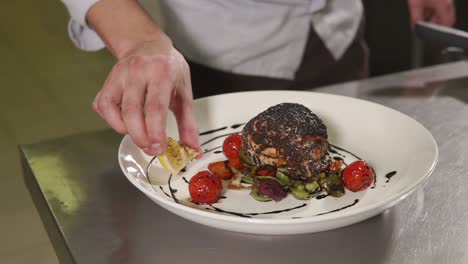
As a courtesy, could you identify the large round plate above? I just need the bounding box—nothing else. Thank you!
[118,91,438,235]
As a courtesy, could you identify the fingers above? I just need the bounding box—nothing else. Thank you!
[407,0,424,30]
[145,61,172,155]
[170,60,202,156]
[430,0,455,27]
[93,47,199,158]
[408,0,456,29]
[172,91,202,157]
[121,57,152,152]
[93,64,128,134]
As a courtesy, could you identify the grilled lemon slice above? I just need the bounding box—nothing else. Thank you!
[157,137,198,175]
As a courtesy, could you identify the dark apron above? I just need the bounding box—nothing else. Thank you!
[188,20,368,99]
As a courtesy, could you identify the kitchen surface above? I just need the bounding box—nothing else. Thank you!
[2,0,468,263]
[21,61,468,264]
[0,1,112,263]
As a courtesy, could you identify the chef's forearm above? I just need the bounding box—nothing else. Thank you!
[86,0,171,59]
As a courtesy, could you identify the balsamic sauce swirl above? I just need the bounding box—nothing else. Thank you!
[200,126,228,136]
[231,123,245,129]
[207,203,308,218]
[385,171,397,183]
[316,199,360,216]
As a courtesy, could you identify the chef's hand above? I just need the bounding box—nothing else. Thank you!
[93,41,200,156]
[87,0,201,156]
[407,0,456,29]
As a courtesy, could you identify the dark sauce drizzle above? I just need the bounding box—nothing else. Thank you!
[316,199,359,216]
[201,132,240,146]
[204,146,222,154]
[370,166,377,189]
[231,123,245,129]
[146,155,158,175]
[142,125,382,218]
[207,203,307,218]
[206,207,250,218]
[329,148,345,158]
[246,203,307,216]
[145,155,164,195]
[332,156,348,166]
[159,186,171,198]
[330,144,362,160]
[199,124,244,136]
[316,194,329,200]
[144,160,174,201]
[167,174,179,203]
[385,171,397,183]
[200,126,227,136]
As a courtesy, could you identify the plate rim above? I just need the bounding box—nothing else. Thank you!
[118,90,439,225]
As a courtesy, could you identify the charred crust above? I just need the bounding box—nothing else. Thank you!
[242,103,331,177]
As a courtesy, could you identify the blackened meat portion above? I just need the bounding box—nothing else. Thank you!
[242,103,330,178]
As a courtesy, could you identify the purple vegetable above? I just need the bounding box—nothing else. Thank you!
[257,179,288,202]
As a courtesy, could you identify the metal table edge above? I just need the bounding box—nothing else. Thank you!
[19,145,77,264]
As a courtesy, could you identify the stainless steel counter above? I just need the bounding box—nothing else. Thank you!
[21,61,468,264]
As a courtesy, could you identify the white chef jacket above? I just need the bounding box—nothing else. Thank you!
[62,0,363,80]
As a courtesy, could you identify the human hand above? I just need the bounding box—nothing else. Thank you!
[407,0,456,30]
[92,39,201,156]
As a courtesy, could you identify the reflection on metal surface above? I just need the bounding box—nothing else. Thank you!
[366,76,468,103]
[31,153,83,215]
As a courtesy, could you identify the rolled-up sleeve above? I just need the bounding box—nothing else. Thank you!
[61,0,105,51]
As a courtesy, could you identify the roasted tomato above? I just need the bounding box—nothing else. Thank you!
[228,157,244,170]
[328,159,344,174]
[223,134,243,159]
[189,171,223,204]
[256,165,277,176]
[342,160,375,192]
[208,160,234,180]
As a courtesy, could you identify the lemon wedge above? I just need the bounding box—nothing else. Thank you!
[157,137,198,175]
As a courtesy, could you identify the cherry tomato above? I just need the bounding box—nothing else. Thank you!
[208,160,234,180]
[189,171,223,204]
[342,160,375,192]
[223,134,243,159]
[228,157,244,170]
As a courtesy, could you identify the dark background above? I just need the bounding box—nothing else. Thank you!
[363,0,468,77]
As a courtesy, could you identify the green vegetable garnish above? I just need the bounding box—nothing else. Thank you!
[305,181,320,193]
[319,173,345,197]
[238,148,254,166]
[275,171,290,187]
[290,185,311,200]
[241,174,255,184]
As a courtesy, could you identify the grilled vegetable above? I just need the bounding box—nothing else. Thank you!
[208,160,234,180]
[251,179,287,202]
[319,173,345,197]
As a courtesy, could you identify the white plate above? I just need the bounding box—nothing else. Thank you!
[118,91,438,235]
